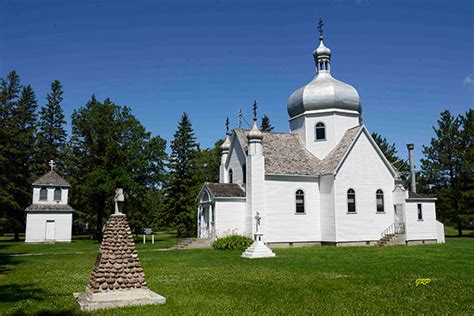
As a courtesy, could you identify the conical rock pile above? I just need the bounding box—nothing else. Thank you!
[74,213,165,311]
[88,214,147,292]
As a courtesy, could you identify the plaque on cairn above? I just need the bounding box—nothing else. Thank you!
[74,188,166,311]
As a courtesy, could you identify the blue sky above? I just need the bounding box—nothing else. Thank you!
[1,0,473,164]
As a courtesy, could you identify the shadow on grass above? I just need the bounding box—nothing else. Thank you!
[0,244,22,274]
[0,283,46,303]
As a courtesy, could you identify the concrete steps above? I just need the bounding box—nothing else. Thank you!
[377,233,406,247]
[170,238,213,250]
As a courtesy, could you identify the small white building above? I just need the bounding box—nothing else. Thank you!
[25,166,74,243]
[197,28,445,247]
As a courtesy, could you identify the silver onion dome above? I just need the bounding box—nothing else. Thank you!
[287,34,361,118]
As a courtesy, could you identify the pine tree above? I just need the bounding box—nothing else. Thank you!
[371,132,409,179]
[35,80,67,174]
[163,113,200,237]
[0,72,37,240]
[420,110,464,235]
[260,114,274,132]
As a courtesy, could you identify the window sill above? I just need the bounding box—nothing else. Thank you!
[417,219,424,222]
[347,212,357,214]
[295,212,306,215]
[376,212,386,214]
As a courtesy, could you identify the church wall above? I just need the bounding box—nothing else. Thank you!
[302,111,359,160]
[319,175,336,242]
[25,212,72,242]
[226,141,246,184]
[214,200,246,237]
[405,201,437,241]
[334,132,394,242]
[264,175,320,243]
[289,116,305,141]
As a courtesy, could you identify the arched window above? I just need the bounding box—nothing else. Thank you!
[228,169,233,184]
[54,188,62,201]
[347,189,356,213]
[242,164,246,184]
[376,189,384,213]
[39,187,47,201]
[315,122,326,140]
[295,189,305,214]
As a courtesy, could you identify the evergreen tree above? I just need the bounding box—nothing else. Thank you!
[68,96,167,240]
[260,114,274,132]
[195,139,224,184]
[0,72,37,240]
[163,113,200,237]
[420,110,465,235]
[35,80,67,174]
[371,132,409,179]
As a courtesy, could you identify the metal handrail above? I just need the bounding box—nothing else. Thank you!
[381,222,405,239]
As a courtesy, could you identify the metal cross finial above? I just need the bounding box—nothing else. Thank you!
[252,100,257,122]
[238,108,242,128]
[318,18,324,39]
[49,160,56,171]
[225,116,230,135]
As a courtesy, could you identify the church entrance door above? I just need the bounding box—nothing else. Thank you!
[393,204,405,233]
[45,220,55,241]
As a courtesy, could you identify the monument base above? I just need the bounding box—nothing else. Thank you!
[74,287,166,312]
[241,240,276,259]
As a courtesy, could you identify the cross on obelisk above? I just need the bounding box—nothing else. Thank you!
[49,160,56,171]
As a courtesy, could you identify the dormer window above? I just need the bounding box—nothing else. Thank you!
[315,122,326,141]
[54,188,62,201]
[39,187,48,201]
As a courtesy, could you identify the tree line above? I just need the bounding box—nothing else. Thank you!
[0,70,472,240]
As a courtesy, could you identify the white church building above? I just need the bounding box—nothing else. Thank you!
[25,162,74,243]
[197,28,445,247]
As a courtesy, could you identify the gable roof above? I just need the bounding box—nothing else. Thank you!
[234,129,321,176]
[407,192,436,200]
[25,204,74,212]
[33,170,70,187]
[318,125,363,175]
[204,183,246,198]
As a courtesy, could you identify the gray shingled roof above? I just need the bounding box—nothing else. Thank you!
[317,125,363,175]
[25,204,74,212]
[234,129,321,176]
[408,192,436,200]
[33,170,70,186]
[205,183,246,197]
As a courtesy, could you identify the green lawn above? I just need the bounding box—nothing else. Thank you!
[1,237,473,315]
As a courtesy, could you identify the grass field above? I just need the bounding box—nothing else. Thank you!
[1,236,473,315]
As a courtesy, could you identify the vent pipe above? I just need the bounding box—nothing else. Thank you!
[406,144,416,193]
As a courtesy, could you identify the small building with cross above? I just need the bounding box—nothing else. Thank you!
[24,161,74,243]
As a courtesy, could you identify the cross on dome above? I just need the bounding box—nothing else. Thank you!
[318,18,324,39]
[252,100,257,122]
[49,160,56,171]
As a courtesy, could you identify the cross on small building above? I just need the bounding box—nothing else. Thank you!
[49,160,56,171]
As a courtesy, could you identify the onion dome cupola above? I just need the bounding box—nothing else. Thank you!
[220,117,231,151]
[287,19,361,118]
[247,101,263,141]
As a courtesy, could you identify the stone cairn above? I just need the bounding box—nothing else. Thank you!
[88,214,147,293]
[74,188,165,311]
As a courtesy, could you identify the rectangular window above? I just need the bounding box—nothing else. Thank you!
[417,204,423,220]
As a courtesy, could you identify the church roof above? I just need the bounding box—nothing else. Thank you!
[407,192,436,200]
[205,183,246,198]
[317,125,363,175]
[25,204,74,212]
[234,129,321,176]
[33,170,70,187]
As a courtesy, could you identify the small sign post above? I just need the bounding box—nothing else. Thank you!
[143,227,154,244]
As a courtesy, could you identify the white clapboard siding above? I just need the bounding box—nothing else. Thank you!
[405,202,437,241]
[25,213,72,242]
[334,132,394,242]
[226,139,246,184]
[320,175,336,242]
[215,200,246,237]
[264,176,320,243]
